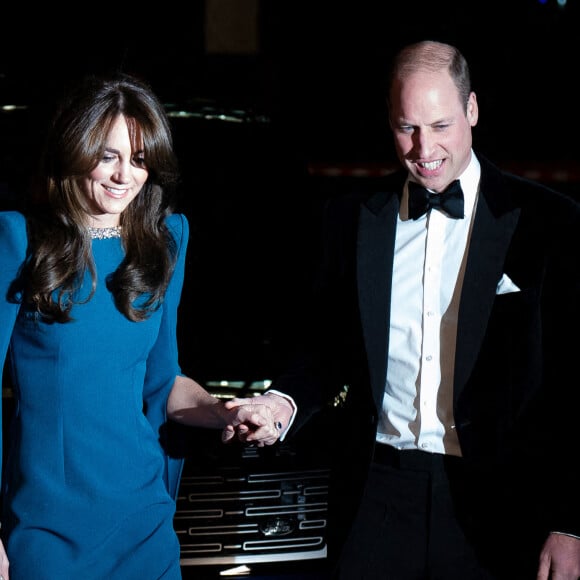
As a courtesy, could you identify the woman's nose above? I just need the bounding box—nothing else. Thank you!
[112,161,132,183]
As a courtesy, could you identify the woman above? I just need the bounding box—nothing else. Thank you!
[0,72,280,579]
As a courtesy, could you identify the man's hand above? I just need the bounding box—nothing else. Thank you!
[0,537,9,580]
[221,401,280,447]
[222,392,295,445]
[537,533,580,580]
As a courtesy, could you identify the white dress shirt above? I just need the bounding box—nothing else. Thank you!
[376,152,481,456]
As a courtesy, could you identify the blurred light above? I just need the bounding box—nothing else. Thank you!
[164,101,270,124]
[254,379,272,389]
[1,105,28,112]
[219,565,251,576]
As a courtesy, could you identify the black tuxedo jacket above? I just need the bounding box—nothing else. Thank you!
[272,154,580,557]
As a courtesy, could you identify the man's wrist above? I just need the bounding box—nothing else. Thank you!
[550,531,580,540]
[264,390,297,439]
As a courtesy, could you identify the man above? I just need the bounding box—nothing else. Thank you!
[228,40,580,579]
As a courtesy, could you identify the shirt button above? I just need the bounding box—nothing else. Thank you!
[425,355,433,361]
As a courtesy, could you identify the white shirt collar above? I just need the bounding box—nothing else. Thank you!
[457,149,481,219]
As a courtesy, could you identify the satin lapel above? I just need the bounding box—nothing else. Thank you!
[454,170,520,401]
[358,191,400,411]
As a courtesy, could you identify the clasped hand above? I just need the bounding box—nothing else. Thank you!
[221,399,280,447]
[221,393,293,447]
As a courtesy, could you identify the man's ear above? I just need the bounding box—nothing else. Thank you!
[467,91,479,127]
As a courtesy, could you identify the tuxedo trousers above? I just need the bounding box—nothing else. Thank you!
[334,444,538,580]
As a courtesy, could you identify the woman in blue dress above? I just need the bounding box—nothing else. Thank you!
[0,73,281,579]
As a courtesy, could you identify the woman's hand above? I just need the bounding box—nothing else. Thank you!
[221,401,281,447]
[222,392,294,446]
[166,376,291,446]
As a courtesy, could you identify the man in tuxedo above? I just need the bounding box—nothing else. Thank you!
[227,40,580,579]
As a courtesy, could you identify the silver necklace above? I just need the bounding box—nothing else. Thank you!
[87,226,122,240]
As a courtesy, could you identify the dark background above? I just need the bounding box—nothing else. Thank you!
[1,0,578,381]
[2,0,579,164]
[1,3,578,576]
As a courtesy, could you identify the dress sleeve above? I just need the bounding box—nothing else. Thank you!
[142,213,189,498]
[0,211,28,490]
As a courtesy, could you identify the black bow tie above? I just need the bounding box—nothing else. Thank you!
[407,180,465,220]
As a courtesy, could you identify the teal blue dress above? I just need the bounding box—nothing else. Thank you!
[0,211,188,579]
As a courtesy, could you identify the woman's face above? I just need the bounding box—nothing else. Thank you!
[81,115,149,228]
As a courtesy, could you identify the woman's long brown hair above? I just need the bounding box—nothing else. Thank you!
[20,72,181,322]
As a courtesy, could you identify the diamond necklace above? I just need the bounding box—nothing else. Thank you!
[87,226,122,240]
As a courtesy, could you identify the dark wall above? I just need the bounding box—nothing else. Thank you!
[2,1,579,165]
[1,0,578,381]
